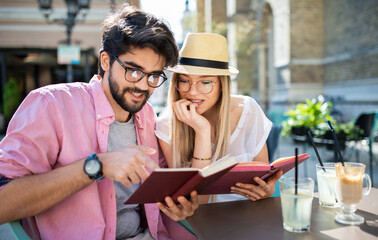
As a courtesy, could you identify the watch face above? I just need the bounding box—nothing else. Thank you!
[85,159,100,175]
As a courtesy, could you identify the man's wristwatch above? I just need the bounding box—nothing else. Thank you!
[83,153,104,181]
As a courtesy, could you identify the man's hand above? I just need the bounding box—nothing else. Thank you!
[156,191,199,221]
[100,145,159,187]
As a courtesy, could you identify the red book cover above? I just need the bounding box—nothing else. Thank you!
[200,153,310,195]
[125,153,310,204]
[125,170,198,204]
[125,155,237,204]
[170,163,236,201]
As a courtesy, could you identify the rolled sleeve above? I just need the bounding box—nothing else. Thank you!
[0,90,61,178]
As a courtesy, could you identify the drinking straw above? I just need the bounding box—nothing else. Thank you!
[295,147,298,195]
[327,120,345,166]
[307,131,326,172]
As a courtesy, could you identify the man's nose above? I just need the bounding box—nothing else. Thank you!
[134,75,149,90]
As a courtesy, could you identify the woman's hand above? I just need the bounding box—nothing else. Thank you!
[230,170,283,201]
[172,98,213,171]
[172,99,210,133]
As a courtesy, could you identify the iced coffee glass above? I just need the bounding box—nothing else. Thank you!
[335,162,371,225]
[316,163,339,207]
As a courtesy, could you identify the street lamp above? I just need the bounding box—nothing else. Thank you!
[38,0,90,45]
[37,0,91,82]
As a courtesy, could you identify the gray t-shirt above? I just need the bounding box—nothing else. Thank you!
[107,117,142,239]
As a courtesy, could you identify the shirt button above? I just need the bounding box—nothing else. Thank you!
[97,114,101,119]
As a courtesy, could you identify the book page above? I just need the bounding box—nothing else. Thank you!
[199,155,237,177]
[271,153,309,167]
[154,168,198,172]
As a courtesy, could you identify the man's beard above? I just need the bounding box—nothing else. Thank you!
[108,70,151,114]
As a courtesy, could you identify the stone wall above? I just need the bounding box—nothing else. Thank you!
[289,0,324,85]
[290,65,324,84]
[322,0,378,119]
[197,0,378,118]
[290,0,324,59]
[323,0,378,84]
[212,0,227,25]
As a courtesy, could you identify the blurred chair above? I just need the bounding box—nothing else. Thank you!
[267,125,283,197]
[267,125,282,163]
[267,110,288,126]
[271,181,280,197]
[267,109,287,163]
[350,112,376,186]
[179,220,197,237]
[8,220,31,240]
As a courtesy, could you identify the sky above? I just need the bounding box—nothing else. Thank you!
[140,0,196,43]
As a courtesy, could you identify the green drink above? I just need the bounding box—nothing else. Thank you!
[279,177,314,233]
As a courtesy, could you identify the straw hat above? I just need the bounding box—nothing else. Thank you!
[167,33,239,76]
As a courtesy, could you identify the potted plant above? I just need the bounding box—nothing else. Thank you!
[281,95,334,138]
[281,95,360,150]
[322,121,363,150]
[2,77,22,132]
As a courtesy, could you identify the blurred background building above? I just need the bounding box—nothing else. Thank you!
[193,0,378,123]
[0,0,377,131]
[0,0,138,131]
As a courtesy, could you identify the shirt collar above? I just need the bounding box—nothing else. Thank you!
[133,111,143,129]
[89,75,115,122]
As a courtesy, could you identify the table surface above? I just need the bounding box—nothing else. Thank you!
[187,188,378,240]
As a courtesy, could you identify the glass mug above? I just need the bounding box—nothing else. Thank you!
[334,162,371,225]
[279,177,314,232]
[316,163,339,207]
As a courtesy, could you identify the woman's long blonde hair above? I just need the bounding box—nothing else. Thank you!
[167,73,232,167]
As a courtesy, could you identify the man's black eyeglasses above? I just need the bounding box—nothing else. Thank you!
[113,56,167,88]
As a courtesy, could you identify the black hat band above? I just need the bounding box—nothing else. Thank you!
[179,57,228,70]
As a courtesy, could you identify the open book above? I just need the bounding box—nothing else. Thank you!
[125,153,310,204]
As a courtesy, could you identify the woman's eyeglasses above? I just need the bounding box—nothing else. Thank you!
[176,79,217,94]
[113,56,167,88]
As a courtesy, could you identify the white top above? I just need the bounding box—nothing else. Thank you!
[155,95,272,202]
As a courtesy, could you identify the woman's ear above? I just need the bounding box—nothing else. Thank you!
[100,52,111,72]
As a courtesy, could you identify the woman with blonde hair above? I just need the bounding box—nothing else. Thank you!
[155,33,282,203]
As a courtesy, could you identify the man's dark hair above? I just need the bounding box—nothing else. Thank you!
[98,4,179,77]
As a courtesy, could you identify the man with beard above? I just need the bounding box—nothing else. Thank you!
[0,4,198,240]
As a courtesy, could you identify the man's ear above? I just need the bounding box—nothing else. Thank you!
[100,52,111,72]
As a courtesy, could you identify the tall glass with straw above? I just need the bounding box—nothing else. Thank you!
[279,148,315,232]
[307,131,339,207]
[327,121,373,224]
[334,162,371,225]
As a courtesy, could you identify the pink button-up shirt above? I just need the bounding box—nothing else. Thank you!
[0,75,195,240]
